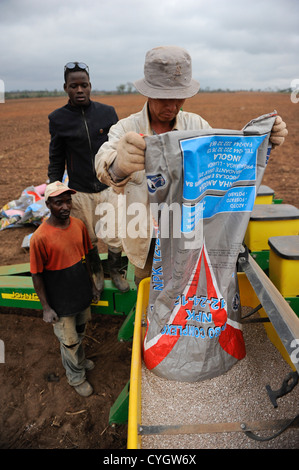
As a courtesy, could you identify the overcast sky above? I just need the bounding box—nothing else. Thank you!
[1,0,298,92]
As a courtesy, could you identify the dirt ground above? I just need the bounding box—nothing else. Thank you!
[0,92,298,450]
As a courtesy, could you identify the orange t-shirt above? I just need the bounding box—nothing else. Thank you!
[30,216,92,273]
[30,217,93,316]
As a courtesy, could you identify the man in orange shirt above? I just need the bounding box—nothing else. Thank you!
[30,181,101,397]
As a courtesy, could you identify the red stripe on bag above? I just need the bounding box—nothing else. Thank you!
[143,250,203,370]
[218,324,246,360]
[144,244,245,371]
[203,248,246,360]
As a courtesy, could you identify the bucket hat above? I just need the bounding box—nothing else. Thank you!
[45,181,76,201]
[134,46,200,99]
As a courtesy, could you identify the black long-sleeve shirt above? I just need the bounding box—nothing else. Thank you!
[48,100,118,193]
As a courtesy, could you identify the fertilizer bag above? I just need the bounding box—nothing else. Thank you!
[143,111,277,382]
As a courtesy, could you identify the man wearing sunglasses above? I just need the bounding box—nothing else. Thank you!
[48,62,129,294]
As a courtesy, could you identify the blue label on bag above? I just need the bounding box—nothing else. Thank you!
[202,185,256,219]
[181,134,267,204]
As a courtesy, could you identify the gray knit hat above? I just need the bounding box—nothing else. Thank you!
[134,46,200,99]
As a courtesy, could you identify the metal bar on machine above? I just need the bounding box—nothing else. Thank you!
[138,416,299,436]
[238,253,299,374]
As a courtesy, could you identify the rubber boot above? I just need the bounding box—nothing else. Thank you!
[108,249,130,293]
[88,246,105,294]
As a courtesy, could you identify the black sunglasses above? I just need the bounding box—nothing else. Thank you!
[64,62,89,73]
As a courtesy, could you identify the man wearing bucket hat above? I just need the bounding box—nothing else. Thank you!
[95,45,288,284]
[30,181,101,397]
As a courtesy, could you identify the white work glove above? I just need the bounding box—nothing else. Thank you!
[111,132,146,180]
[270,116,288,147]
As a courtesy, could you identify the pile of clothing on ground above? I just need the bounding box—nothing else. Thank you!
[0,173,68,248]
[0,183,49,248]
